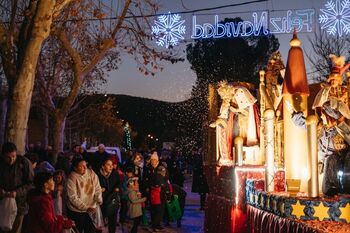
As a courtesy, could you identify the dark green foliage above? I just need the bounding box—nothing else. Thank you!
[187,17,279,87]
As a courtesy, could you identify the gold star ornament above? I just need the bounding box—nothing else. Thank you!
[313,202,329,221]
[339,203,350,223]
[291,200,305,219]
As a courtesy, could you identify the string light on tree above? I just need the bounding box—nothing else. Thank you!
[124,122,132,150]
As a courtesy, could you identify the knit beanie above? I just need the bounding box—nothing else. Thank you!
[127,177,139,186]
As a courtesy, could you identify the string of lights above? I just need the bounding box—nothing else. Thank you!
[124,122,132,150]
[0,1,267,24]
[65,0,268,22]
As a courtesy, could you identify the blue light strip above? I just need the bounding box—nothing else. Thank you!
[191,10,315,39]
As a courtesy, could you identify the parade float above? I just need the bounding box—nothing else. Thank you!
[204,32,350,233]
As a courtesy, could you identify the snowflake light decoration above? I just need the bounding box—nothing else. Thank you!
[319,0,350,37]
[152,12,186,48]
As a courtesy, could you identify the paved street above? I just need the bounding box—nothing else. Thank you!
[113,176,205,233]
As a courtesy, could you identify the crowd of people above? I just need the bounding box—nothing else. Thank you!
[0,142,209,233]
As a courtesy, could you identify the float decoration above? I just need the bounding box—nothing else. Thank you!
[205,31,350,233]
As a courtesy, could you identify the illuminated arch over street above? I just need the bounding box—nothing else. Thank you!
[151,1,350,48]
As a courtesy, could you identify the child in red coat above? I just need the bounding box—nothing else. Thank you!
[27,172,73,233]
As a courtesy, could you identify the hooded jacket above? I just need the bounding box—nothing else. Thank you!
[27,190,72,233]
[66,168,102,213]
[127,188,146,218]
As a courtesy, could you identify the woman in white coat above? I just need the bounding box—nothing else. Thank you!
[66,158,103,233]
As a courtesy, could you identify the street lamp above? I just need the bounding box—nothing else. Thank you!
[146,134,158,149]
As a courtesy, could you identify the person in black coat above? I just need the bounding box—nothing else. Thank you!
[97,157,121,233]
[191,150,209,210]
[130,152,146,195]
[91,144,110,173]
[168,156,185,187]
[0,142,34,233]
[144,151,166,231]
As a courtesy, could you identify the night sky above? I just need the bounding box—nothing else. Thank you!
[106,0,327,102]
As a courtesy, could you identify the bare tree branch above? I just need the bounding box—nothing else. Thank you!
[53,0,74,18]
[56,31,83,116]
[307,28,349,83]
[111,0,131,38]
[81,38,114,76]
[81,0,131,76]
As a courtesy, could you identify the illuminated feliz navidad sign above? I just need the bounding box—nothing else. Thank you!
[152,0,350,48]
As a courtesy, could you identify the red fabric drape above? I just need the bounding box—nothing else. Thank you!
[246,205,318,233]
[253,104,260,141]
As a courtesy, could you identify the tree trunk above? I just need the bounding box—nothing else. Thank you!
[0,96,7,146]
[6,95,31,155]
[6,0,56,155]
[43,109,49,149]
[52,114,66,165]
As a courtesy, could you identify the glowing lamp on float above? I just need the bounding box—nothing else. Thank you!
[282,32,310,195]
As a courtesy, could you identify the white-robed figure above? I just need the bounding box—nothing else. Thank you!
[230,86,259,147]
[211,81,260,166]
[210,81,234,166]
